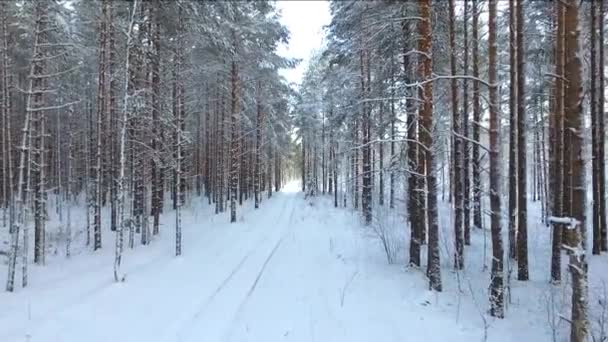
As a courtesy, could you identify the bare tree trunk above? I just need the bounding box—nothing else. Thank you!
[508,0,518,261]
[93,0,109,252]
[5,93,30,292]
[471,0,482,232]
[254,81,263,209]
[389,48,396,209]
[114,0,139,282]
[229,55,239,223]
[449,0,464,270]
[600,0,607,252]
[550,0,565,283]
[66,104,73,258]
[591,0,601,255]
[419,0,441,292]
[174,4,184,255]
[31,0,49,265]
[404,20,421,267]
[151,0,161,236]
[462,0,471,246]
[516,0,529,281]
[0,0,13,240]
[360,40,372,225]
[488,0,504,318]
[563,2,587,339]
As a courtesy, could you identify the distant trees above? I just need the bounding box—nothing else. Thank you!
[1,0,293,289]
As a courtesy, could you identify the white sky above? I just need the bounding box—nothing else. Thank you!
[276,1,331,85]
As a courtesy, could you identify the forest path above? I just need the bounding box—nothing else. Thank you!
[0,182,477,342]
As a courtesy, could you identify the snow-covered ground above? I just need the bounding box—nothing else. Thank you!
[0,182,606,341]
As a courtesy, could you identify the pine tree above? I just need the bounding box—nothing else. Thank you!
[462,0,471,246]
[471,0,482,232]
[508,0,518,261]
[488,0,504,318]
[550,0,565,283]
[516,0,529,281]
[419,0,441,292]
[563,0,587,339]
[449,0,464,270]
[229,57,239,223]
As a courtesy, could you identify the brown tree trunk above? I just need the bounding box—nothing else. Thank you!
[563,1,588,340]
[508,0,518,261]
[600,0,607,252]
[462,0,471,246]
[449,0,464,270]
[516,0,529,281]
[550,0,565,283]
[419,0,441,292]
[404,20,421,267]
[488,0,504,318]
[471,0,482,232]
[591,0,601,255]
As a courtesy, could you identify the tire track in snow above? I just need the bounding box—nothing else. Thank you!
[220,196,298,342]
[161,194,293,342]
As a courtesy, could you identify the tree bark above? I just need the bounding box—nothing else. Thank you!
[419,0,442,292]
[488,0,504,318]
[516,0,528,281]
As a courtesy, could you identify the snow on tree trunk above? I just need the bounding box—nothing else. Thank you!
[471,0,482,232]
[114,0,139,282]
[254,82,262,210]
[449,0,464,270]
[599,0,607,252]
[229,56,239,223]
[462,0,471,246]
[93,0,109,252]
[550,0,565,283]
[419,0,442,292]
[488,0,504,318]
[563,0,588,339]
[508,0,518,261]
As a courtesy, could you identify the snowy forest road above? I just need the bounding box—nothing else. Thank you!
[1,182,480,342]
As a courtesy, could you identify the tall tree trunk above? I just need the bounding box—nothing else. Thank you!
[516,0,528,281]
[93,0,109,252]
[591,0,601,255]
[32,0,49,264]
[360,43,372,225]
[462,0,471,246]
[563,1,588,339]
[404,20,421,267]
[449,0,464,270]
[419,0,441,292]
[151,0,161,236]
[0,0,13,242]
[471,0,482,231]
[488,0,504,318]
[254,81,263,209]
[115,0,140,281]
[229,55,239,223]
[600,0,607,252]
[174,4,184,255]
[508,0,518,261]
[550,0,565,283]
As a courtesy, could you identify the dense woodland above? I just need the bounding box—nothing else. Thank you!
[0,1,606,341]
[0,0,294,286]
[295,0,605,340]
